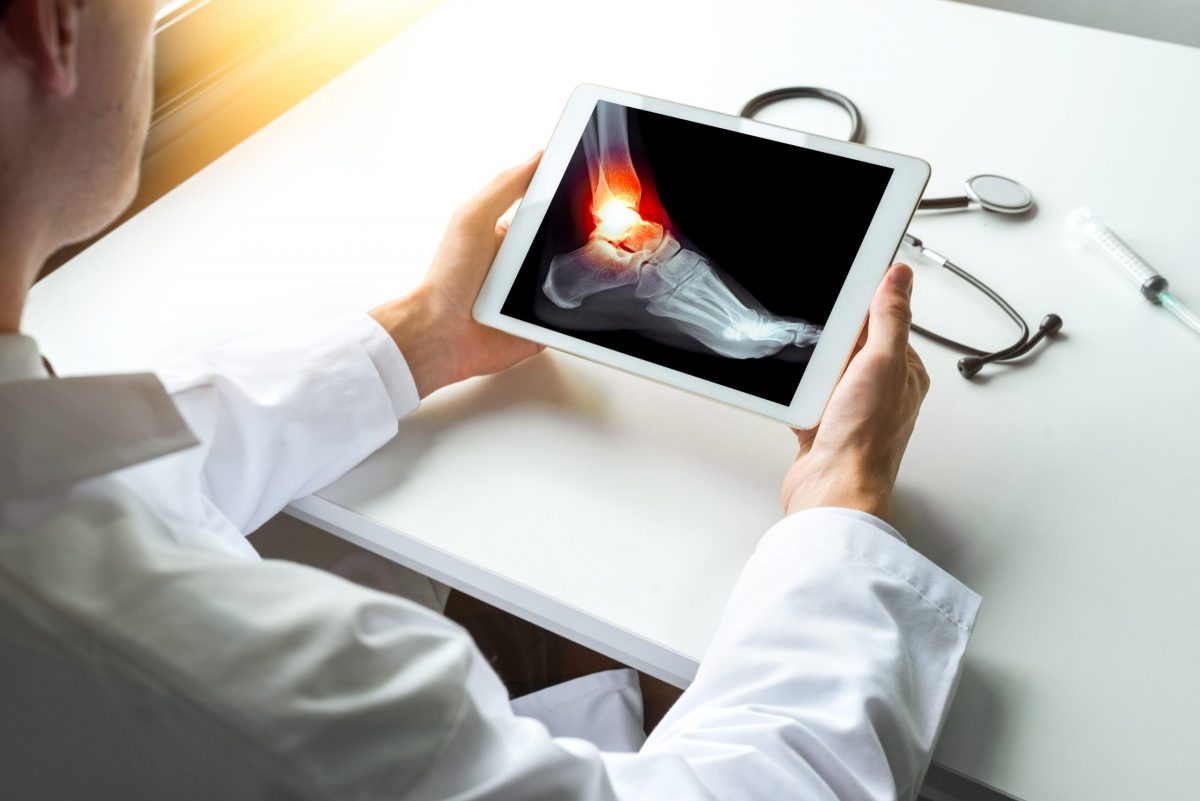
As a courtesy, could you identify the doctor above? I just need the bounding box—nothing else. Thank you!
[0,1,980,800]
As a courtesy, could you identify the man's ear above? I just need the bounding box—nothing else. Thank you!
[2,0,82,97]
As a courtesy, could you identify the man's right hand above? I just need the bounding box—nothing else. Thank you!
[780,264,930,523]
[368,154,545,399]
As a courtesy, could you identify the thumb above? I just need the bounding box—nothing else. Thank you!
[465,151,542,224]
[865,264,914,356]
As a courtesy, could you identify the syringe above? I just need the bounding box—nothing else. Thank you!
[1068,208,1200,338]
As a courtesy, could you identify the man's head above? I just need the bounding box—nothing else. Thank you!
[0,0,158,302]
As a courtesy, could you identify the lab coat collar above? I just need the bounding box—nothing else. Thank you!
[0,333,48,382]
[0,334,198,501]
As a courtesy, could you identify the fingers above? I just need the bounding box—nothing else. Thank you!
[792,426,818,457]
[849,321,869,357]
[494,208,516,245]
[865,263,914,356]
[461,152,543,225]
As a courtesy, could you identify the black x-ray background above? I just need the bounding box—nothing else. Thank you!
[500,101,894,405]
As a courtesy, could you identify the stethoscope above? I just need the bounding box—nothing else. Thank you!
[740,87,1062,378]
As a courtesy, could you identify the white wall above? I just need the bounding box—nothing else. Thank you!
[953,0,1200,48]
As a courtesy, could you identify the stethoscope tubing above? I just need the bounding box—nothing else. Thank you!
[902,235,1031,360]
[739,86,1058,375]
[739,87,866,144]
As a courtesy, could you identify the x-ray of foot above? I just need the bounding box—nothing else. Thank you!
[544,217,821,359]
[541,103,822,360]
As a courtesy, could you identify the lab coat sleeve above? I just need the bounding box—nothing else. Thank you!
[603,507,982,801]
[30,496,976,801]
[155,313,420,533]
[406,508,979,801]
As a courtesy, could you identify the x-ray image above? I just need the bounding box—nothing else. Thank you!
[542,103,823,360]
[501,101,893,405]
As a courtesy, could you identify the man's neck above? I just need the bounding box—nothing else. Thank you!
[0,280,27,333]
[0,222,46,334]
[0,128,48,332]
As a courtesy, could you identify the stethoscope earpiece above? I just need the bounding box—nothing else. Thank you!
[951,312,1065,380]
[957,356,985,379]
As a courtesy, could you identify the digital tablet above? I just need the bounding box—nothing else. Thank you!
[474,84,929,429]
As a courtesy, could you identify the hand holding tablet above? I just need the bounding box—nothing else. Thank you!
[782,264,930,523]
[474,85,929,428]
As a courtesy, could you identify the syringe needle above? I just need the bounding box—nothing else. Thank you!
[1159,291,1200,338]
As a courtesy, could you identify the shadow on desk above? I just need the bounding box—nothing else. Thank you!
[328,354,600,504]
[893,487,977,579]
[418,353,606,425]
[942,661,1012,780]
[924,661,1021,801]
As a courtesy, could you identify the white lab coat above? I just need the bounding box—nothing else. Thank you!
[0,313,980,801]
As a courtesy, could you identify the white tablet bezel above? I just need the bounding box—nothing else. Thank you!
[474,84,929,429]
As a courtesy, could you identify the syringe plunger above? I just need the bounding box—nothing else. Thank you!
[1068,207,1200,340]
[1067,207,1168,302]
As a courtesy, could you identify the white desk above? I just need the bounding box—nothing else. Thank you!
[24,1,1200,799]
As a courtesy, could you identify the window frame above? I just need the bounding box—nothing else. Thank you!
[151,0,344,133]
[39,0,437,279]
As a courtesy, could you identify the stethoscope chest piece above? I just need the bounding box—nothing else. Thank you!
[918,174,1035,215]
[964,174,1034,214]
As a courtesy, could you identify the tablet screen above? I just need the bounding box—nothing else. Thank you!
[500,100,893,405]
